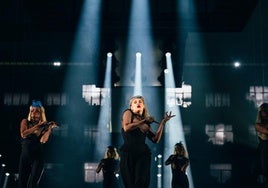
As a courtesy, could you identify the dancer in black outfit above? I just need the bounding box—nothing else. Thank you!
[254,103,268,186]
[120,95,175,188]
[18,100,57,188]
[96,145,120,188]
[165,142,189,188]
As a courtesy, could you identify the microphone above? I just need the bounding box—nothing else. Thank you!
[42,121,59,129]
[145,118,160,125]
[152,120,160,124]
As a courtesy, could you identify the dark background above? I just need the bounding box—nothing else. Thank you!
[0,0,267,187]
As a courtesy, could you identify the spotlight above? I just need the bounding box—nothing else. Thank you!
[233,61,240,67]
[53,61,61,66]
[136,52,142,57]
[107,52,112,57]
[165,52,171,57]
[164,69,169,74]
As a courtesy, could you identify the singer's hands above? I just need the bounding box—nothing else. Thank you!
[36,121,46,128]
[162,111,175,123]
[37,121,58,130]
[49,121,58,128]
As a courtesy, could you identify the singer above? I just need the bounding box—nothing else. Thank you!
[120,95,175,188]
[18,100,58,188]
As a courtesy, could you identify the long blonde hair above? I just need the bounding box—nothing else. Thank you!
[104,146,119,160]
[256,103,268,124]
[174,142,188,158]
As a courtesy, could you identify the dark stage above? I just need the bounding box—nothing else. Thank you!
[0,0,268,187]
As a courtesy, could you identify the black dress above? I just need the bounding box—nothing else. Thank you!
[19,120,44,188]
[165,155,189,188]
[120,110,152,188]
[99,158,120,188]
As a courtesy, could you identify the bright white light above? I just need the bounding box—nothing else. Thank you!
[107,52,112,57]
[165,52,171,57]
[2,164,6,167]
[233,61,240,67]
[157,154,162,158]
[164,69,169,74]
[164,53,194,188]
[53,61,61,66]
[136,52,142,57]
[5,173,9,176]
[157,164,162,168]
[134,51,142,95]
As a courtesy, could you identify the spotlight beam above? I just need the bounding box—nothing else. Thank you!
[163,53,193,188]
[95,53,113,159]
[134,52,142,95]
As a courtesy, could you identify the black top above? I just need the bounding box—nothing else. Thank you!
[120,109,151,156]
[100,158,119,188]
[166,155,189,175]
[165,155,189,188]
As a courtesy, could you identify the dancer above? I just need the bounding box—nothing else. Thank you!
[18,100,57,188]
[254,103,268,186]
[165,142,189,188]
[120,95,175,188]
[96,145,120,188]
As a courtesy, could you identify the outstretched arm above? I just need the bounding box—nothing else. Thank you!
[151,111,175,143]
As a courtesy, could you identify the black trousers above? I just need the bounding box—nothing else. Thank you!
[252,139,268,187]
[120,151,151,188]
[19,140,44,188]
[256,139,268,175]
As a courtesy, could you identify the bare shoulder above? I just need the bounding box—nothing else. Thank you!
[21,118,28,124]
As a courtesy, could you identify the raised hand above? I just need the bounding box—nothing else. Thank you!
[163,111,175,123]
